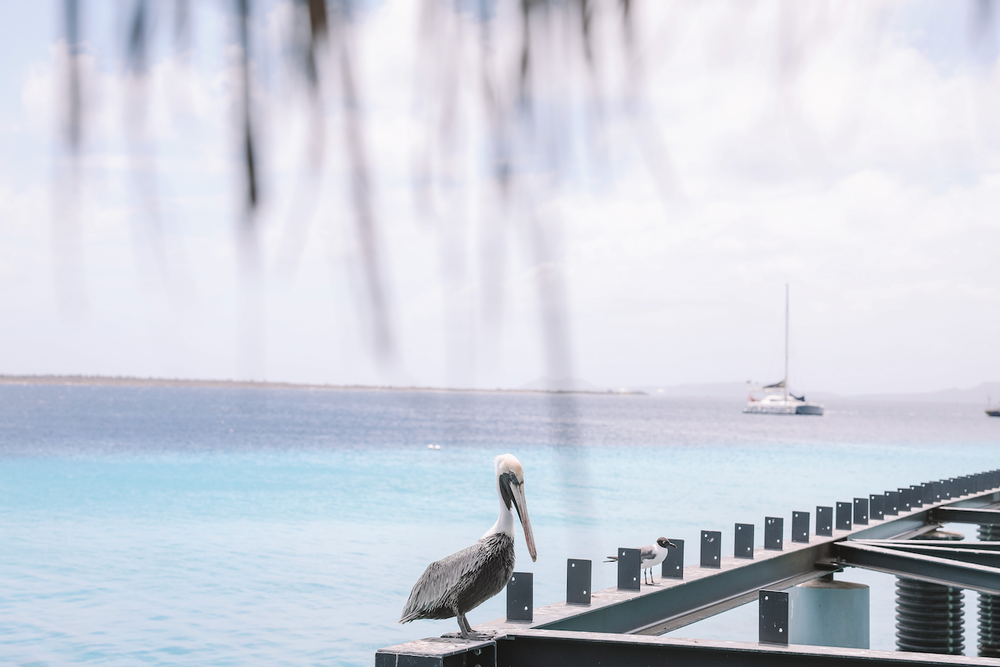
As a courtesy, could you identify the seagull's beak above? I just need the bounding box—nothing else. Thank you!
[509,480,537,562]
[667,539,677,549]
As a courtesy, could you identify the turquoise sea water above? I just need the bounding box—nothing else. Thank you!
[0,384,998,665]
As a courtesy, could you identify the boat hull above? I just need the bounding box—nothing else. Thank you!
[743,401,824,416]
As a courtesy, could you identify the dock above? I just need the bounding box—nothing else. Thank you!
[378,470,1000,665]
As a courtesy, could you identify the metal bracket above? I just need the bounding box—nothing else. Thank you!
[836,502,852,531]
[507,572,533,621]
[758,590,789,645]
[884,490,899,516]
[926,482,939,504]
[869,494,884,521]
[735,523,754,559]
[791,511,809,543]
[567,559,591,605]
[616,548,641,590]
[853,498,869,526]
[662,539,684,579]
[764,517,783,551]
[899,486,912,510]
[701,531,722,569]
[816,506,832,536]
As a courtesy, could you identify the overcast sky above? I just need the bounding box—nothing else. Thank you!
[1,1,999,395]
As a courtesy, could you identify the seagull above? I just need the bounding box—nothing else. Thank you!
[400,453,537,639]
[605,537,677,585]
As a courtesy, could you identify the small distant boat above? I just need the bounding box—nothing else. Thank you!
[744,285,824,416]
[987,395,1000,418]
[744,381,824,415]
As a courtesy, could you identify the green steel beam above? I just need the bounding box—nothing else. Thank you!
[931,507,1000,525]
[835,542,1000,595]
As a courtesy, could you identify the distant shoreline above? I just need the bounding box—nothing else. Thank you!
[0,374,646,396]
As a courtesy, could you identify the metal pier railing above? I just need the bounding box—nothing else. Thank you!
[377,469,1000,666]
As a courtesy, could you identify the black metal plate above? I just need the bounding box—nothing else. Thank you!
[853,497,869,525]
[764,517,783,551]
[616,548,641,590]
[791,511,809,543]
[909,485,923,508]
[816,506,833,536]
[661,538,684,579]
[869,494,884,521]
[566,559,591,605]
[884,490,899,516]
[735,523,754,559]
[507,571,533,621]
[836,502,852,531]
[898,487,911,511]
[700,531,721,569]
[759,590,788,645]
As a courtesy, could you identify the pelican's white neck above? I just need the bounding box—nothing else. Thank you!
[483,480,515,539]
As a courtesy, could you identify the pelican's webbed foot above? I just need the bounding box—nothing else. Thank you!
[443,630,497,641]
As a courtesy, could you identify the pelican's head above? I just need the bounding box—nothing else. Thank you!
[656,537,677,550]
[494,454,537,562]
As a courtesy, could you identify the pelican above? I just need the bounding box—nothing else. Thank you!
[605,537,677,585]
[400,453,537,639]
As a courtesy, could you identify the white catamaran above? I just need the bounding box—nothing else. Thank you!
[743,285,824,416]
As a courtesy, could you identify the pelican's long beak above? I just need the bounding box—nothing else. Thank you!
[509,481,537,562]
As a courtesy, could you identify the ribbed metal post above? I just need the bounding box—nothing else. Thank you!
[979,524,1000,658]
[895,529,964,655]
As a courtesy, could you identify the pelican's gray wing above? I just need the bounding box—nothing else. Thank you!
[401,541,483,622]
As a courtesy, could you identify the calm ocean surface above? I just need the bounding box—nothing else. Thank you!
[1,384,998,665]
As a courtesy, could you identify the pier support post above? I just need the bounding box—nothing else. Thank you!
[789,574,869,649]
[895,529,964,655]
[978,524,1000,658]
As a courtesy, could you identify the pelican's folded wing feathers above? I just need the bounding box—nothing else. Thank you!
[400,542,484,622]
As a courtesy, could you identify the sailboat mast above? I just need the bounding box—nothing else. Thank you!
[784,284,789,402]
